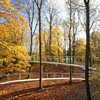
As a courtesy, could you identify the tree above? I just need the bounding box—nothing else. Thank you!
[61,19,69,63]
[44,0,60,71]
[71,10,78,72]
[76,0,99,67]
[75,39,86,57]
[34,0,43,89]
[91,32,100,58]
[84,0,91,100]
[69,0,72,84]
[91,32,100,65]
[72,11,78,64]
[0,0,31,74]
[14,0,38,56]
[25,0,38,56]
[34,27,63,62]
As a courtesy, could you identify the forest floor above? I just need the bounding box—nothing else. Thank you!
[0,64,97,100]
[0,80,98,100]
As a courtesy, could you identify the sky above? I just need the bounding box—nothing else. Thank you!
[52,0,100,39]
[9,0,100,51]
[10,0,99,40]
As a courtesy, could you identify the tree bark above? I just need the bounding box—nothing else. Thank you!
[30,29,33,56]
[69,0,72,84]
[84,0,91,100]
[64,29,66,63]
[56,32,60,62]
[72,12,75,73]
[39,8,43,89]
[49,14,52,72]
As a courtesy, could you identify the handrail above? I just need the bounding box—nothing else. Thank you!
[0,78,85,85]
[0,72,85,84]
[29,61,96,70]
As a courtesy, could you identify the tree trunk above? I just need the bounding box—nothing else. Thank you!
[69,0,72,84]
[84,0,91,100]
[28,67,31,78]
[57,33,60,62]
[49,14,52,72]
[64,30,66,63]
[72,13,75,73]
[30,30,33,56]
[49,15,52,56]
[39,8,43,89]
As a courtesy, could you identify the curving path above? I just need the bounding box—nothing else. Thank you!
[0,61,96,85]
[0,78,85,85]
[29,61,96,70]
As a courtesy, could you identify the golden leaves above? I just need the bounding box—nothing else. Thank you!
[34,27,64,57]
[0,42,31,74]
[0,0,29,46]
[0,0,30,74]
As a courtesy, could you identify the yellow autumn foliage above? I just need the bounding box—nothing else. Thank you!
[0,0,31,74]
[33,27,64,61]
[0,41,31,74]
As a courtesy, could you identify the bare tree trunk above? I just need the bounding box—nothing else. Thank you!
[49,15,52,55]
[39,8,43,89]
[64,29,66,63]
[49,14,52,72]
[57,32,60,62]
[44,32,46,57]
[72,13,75,73]
[28,67,31,78]
[69,0,72,84]
[34,0,43,89]
[84,0,91,100]
[30,29,33,56]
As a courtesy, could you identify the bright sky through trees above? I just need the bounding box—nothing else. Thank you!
[52,0,100,39]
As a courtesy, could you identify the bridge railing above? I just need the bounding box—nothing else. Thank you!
[31,55,100,66]
[0,56,99,83]
[0,72,85,83]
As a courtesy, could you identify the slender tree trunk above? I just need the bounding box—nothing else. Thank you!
[72,36,75,63]
[72,13,75,73]
[44,32,46,57]
[39,8,43,89]
[58,47,60,62]
[64,30,66,63]
[84,0,91,100]
[69,0,72,84]
[57,32,60,62]
[28,67,31,78]
[30,30,33,56]
[49,15,52,56]
[49,15,52,72]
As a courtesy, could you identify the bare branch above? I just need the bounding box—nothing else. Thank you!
[32,19,39,37]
